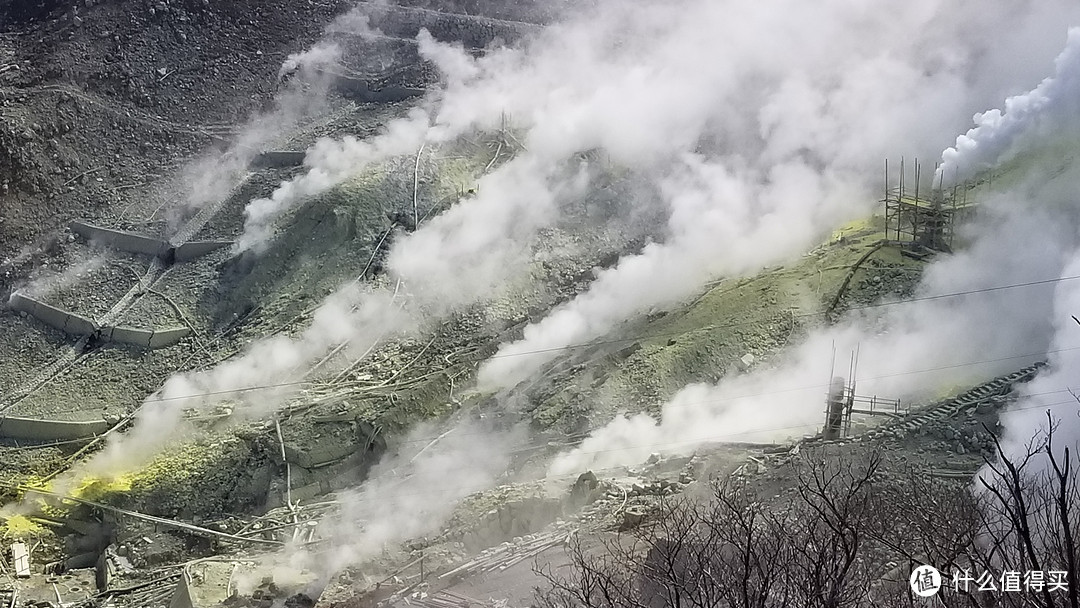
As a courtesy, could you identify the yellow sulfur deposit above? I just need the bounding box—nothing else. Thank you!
[70,474,135,502]
[0,513,46,540]
[829,216,880,244]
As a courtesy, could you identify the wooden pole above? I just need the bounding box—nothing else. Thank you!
[900,157,905,198]
[884,158,889,198]
[914,158,920,204]
[884,159,889,240]
[950,190,957,249]
[914,160,921,242]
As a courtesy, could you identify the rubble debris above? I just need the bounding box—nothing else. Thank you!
[397,589,490,608]
[739,353,755,370]
[284,593,316,608]
[0,569,97,606]
[437,529,571,583]
[10,543,30,577]
[566,471,599,507]
[172,561,320,608]
[619,507,647,531]
[95,545,136,590]
[13,485,283,548]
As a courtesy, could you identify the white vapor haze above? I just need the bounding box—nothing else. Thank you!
[170,4,384,239]
[938,27,1080,185]
[552,198,1073,473]
[279,42,343,81]
[554,20,1080,475]
[166,41,343,236]
[235,109,430,253]
[49,0,1080,578]
[69,286,407,480]
[475,0,1080,392]
[20,255,107,299]
[479,160,859,390]
[932,26,1080,458]
[314,420,522,574]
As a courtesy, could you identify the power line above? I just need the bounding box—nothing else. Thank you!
[37,355,1062,455]
[165,268,1080,399]
[127,340,1077,406]
[188,397,1080,508]
[329,374,1080,450]
[15,371,1079,503]
[9,266,1078,453]
[162,263,1080,398]
[481,271,1080,360]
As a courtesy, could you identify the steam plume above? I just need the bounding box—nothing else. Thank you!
[44,0,1080,576]
[476,1,1080,391]
[554,22,1080,474]
[938,28,1080,185]
[317,420,522,574]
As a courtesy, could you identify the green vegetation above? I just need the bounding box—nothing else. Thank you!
[526,222,926,433]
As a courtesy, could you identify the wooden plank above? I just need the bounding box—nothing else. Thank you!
[11,543,30,578]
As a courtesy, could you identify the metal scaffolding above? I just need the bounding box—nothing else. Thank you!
[882,158,976,252]
[824,347,905,439]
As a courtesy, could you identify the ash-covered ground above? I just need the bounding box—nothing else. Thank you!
[2,1,1080,608]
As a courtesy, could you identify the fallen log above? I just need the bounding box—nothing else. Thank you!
[6,483,283,547]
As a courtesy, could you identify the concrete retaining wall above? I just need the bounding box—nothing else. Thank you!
[9,291,97,336]
[10,292,189,349]
[71,221,231,263]
[148,327,191,348]
[283,441,358,469]
[332,76,425,103]
[249,151,307,169]
[0,415,110,441]
[358,2,536,48]
[70,221,171,258]
[173,241,232,262]
[100,325,191,349]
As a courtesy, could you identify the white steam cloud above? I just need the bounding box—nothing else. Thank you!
[948,31,1080,456]
[19,255,107,299]
[279,43,343,82]
[551,199,1072,472]
[479,161,859,390]
[938,28,1080,185]
[475,0,1080,391]
[43,0,1080,578]
[554,21,1080,475]
[166,51,339,235]
[315,420,522,574]
[74,286,407,479]
[166,5,381,237]
[235,109,431,253]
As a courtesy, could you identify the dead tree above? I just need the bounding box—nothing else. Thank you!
[536,451,882,608]
[969,412,1080,608]
[783,452,881,608]
[536,430,1080,608]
